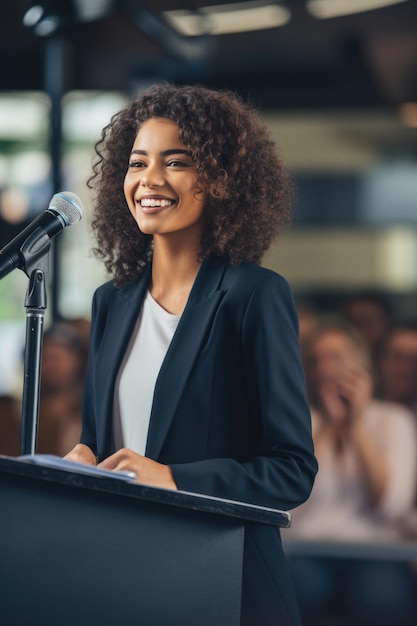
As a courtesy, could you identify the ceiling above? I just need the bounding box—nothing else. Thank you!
[2,0,417,111]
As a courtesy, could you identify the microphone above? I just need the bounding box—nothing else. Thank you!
[0,191,83,280]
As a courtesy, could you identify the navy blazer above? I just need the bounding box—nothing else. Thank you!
[81,260,317,626]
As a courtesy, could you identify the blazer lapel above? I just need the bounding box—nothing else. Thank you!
[145,262,227,459]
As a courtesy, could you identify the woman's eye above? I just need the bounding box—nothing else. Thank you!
[167,160,190,168]
[128,160,145,168]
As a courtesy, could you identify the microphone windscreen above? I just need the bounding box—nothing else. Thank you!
[50,192,83,225]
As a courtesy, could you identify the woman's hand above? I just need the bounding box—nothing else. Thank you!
[97,448,178,490]
[64,443,97,466]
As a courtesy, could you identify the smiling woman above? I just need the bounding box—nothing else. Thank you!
[87,82,294,287]
[124,118,207,248]
[65,83,317,626]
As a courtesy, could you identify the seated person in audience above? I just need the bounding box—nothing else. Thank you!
[284,316,417,626]
[379,323,417,527]
[0,393,21,456]
[296,300,319,364]
[36,320,89,457]
[378,323,417,417]
[341,292,393,395]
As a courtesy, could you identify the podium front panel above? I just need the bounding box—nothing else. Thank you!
[0,463,244,626]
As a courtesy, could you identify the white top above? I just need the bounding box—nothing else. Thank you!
[113,291,181,456]
[283,399,417,542]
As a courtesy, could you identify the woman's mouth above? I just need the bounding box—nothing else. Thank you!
[139,197,176,213]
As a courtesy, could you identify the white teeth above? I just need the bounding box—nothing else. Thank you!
[140,198,174,207]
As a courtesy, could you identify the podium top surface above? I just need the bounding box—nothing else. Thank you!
[0,455,291,528]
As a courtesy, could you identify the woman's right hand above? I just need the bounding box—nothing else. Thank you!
[64,443,97,466]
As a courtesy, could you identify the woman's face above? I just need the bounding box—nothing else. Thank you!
[124,117,206,245]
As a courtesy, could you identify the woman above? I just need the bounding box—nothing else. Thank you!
[66,83,317,625]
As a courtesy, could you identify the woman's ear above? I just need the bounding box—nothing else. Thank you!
[194,185,207,199]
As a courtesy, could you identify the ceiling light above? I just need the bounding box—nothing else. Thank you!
[307,0,408,19]
[22,0,74,36]
[164,2,291,37]
[22,5,45,28]
[72,0,113,22]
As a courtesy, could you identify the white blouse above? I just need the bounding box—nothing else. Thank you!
[113,291,181,456]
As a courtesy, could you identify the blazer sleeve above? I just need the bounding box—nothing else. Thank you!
[170,272,318,511]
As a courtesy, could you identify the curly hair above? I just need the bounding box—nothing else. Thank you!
[88,83,294,286]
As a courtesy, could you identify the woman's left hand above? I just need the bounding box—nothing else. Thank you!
[97,448,178,490]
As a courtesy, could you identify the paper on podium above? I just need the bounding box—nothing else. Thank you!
[18,453,136,481]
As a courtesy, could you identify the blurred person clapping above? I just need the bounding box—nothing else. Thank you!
[295,316,417,539]
[284,317,417,626]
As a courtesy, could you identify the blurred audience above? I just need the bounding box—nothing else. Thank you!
[296,300,319,363]
[341,292,393,395]
[378,323,417,417]
[0,393,21,456]
[285,316,417,626]
[36,319,90,457]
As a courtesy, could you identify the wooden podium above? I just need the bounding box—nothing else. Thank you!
[0,456,290,626]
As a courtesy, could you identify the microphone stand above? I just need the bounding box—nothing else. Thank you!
[18,231,51,455]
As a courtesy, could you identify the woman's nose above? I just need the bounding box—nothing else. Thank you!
[140,164,164,188]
